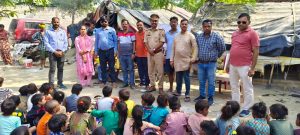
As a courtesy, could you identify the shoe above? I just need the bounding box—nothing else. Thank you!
[99,83,106,88]
[58,84,67,89]
[184,96,191,102]
[173,92,181,96]
[239,110,251,117]
[147,86,156,92]
[120,83,129,88]
[194,96,206,102]
[111,82,118,88]
[208,97,214,106]
[130,85,136,90]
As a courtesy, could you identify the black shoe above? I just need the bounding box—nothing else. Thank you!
[194,96,206,102]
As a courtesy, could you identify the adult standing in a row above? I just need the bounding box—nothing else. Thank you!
[134,21,150,90]
[0,24,12,65]
[229,13,259,117]
[94,16,118,88]
[118,19,135,89]
[75,25,95,87]
[45,17,69,89]
[170,19,198,102]
[144,14,165,93]
[194,19,226,105]
[164,17,179,93]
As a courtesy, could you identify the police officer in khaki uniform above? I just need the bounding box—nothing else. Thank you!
[144,14,166,93]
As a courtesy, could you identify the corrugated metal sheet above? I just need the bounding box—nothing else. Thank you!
[191,2,300,44]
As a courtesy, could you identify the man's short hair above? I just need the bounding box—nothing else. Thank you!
[136,20,143,24]
[150,14,160,19]
[180,19,189,23]
[202,19,213,25]
[0,24,4,28]
[238,13,251,21]
[51,17,59,22]
[170,16,178,21]
[121,19,128,24]
[99,16,108,22]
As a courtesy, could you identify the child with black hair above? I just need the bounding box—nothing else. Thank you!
[141,93,155,122]
[69,96,96,134]
[235,125,256,135]
[48,114,68,135]
[119,89,135,117]
[36,100,60,135]
[92,127,107,135]
[10,126,31,135]
[92,101,128,135]
[200,120,219,135]
[0,77,13,112]
[53,91,66,114]
[188,99,210,135]
[27,94,46,127]
[0,98,21,135]
[9,95,27,124]
[39,83,53,101]
[149,94,169,126]
[27,83,38,112]
[215,100,241,135]
[164,96,189,135]
[96,86,114,110]
[123,105,160,135]
[269,103,294,135]
[245,102,270,135]
[64,84,82,112]
[295,113,300,135]
[18,85,28,112]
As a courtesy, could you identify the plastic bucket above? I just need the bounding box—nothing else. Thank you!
[24,59,33,68]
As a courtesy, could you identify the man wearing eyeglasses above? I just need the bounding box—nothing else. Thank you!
[94,16,118,88]
[194,19,226,106]
[229,13,260,117]
[144,14,166,93]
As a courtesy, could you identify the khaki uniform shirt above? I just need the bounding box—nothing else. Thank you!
[171,32,198,72]
[144,28,165,50]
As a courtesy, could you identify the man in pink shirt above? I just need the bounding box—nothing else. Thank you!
[229,13,259,117]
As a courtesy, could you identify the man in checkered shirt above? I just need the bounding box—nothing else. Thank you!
[194,19,226,106]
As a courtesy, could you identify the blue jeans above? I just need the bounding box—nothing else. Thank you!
[136,57,149,86]
[97,65,102,81]
[119,55,135,85]
[176,70,190,96]
[198,62,216,99]
[98,48,116,84]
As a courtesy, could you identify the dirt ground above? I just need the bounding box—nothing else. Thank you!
[0,60,299,127]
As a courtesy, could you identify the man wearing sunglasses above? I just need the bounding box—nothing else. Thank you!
[94,16,118,88]
[229,13,260,117]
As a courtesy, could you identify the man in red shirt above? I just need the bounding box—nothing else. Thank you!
[134,21,150,91]
[229,13,259,117]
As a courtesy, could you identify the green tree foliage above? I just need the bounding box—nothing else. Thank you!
[113,0,256,12]
[52,0,94,24]
[0,0,49,18]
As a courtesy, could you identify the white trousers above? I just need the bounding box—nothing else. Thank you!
[229,65,254,110]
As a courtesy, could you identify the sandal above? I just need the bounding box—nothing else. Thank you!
[184,96,191,102]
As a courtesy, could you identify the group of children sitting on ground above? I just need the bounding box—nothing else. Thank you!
[0,76,300,135]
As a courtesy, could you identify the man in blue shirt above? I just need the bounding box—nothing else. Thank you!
[44,17,69,89]
[164,16,179,93]
[194,19,226,105]
[94,16,118,87]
